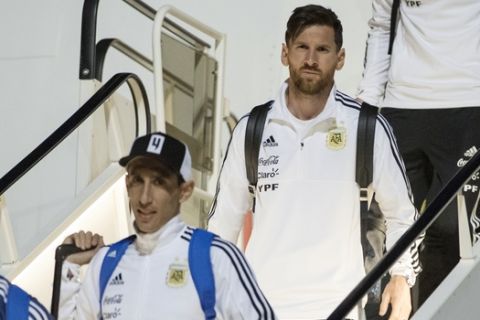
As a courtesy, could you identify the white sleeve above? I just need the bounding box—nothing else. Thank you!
[212,238,276,319]
[59,248,107,320]
[356,0,393,105]
[371,116,421,284]
[207,117,252,243]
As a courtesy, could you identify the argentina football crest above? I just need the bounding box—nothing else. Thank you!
[326,126,346,150]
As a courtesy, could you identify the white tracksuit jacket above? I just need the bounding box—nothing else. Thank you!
[208,83,421,319]
[357,0,480,109]
[59,216,275,320]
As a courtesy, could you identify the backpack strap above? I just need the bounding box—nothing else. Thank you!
[189,228,217,320]
[356,102,378,191]
[99,235,136,306]
[356,102,378,259]
[388,0,401,54]
[6,284,31,320]
[244,100,273,204]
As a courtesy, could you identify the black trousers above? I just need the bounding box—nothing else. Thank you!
[381,107,480,308]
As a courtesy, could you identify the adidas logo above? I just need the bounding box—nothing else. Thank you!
[458,146,479,167]
[109,273,124,285]
[464,146,478,158]
[263,135,278,147]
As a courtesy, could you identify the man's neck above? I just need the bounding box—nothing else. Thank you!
[285,81,333,120]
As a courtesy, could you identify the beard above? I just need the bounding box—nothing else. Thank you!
[289,65,333,95]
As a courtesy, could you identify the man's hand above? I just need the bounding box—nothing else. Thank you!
[379,275,411,320]
[63,231,104,265]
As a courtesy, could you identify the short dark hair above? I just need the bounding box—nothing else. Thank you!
[126,156,185,186]
[285,4,343,51]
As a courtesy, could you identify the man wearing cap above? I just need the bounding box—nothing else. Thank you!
[58,132,276,320]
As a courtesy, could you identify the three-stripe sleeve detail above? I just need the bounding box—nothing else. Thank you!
[183,228,275,319]
[0,277,52,320]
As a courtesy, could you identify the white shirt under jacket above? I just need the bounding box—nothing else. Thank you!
[208,82,421,319]
[357,0,480,109]
[59,216,276,320]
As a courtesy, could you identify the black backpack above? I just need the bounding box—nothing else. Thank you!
[244,101,386,300]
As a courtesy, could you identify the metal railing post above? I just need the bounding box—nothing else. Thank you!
[152,5,226,194]
[0,195,19,267]
[457,192,475,259]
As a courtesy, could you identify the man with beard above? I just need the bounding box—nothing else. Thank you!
[208,4,420,320]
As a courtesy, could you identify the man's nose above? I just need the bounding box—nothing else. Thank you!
[140,183,152,205]
[304,50,318,66]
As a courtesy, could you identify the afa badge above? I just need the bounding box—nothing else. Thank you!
[326,127,346,150]
[166,263,188,287]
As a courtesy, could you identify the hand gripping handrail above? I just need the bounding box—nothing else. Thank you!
[328,150,480,319]
[0,73,151,196]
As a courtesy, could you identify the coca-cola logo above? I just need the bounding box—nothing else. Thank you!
[457,146,478,167]
[259,155,279,166]
[457,158,469,167]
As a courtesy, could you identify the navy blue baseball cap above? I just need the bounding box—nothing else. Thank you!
[119,132,192,180]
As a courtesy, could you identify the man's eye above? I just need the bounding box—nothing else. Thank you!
[153,178,165,185]
[131,176,142,184]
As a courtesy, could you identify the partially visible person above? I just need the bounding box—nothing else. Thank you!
[58,132,276,320]
[209,4,421,320]
[357,0,480,308]
[0,275,52,320]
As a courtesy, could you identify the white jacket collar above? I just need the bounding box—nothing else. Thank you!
[134,215,184,255]
[268,81,341,136]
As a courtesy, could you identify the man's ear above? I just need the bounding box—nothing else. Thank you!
[179,180,195,203]
[125,174,130,193]
[281,43,289,66]
[336,48,345,70]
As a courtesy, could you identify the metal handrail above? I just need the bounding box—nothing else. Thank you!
[0,73,151,196]
[94,38,194,98]
[94,37,217,163]
[328,150,480,319]
[79,0,226,193]
[95,38,153,81]
[122,0,210,50]
[79,0,100,79]
[224,114,238,134]
[153,5,226,192]
[79,0,210,80]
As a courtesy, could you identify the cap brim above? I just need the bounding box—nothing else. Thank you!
[118,155,132,167]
